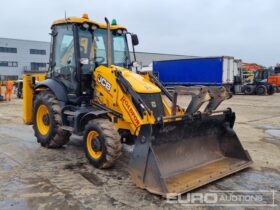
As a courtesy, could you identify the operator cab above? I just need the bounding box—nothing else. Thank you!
[48,14,138,104]
[254,69,274,83]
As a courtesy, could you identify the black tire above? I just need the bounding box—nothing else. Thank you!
[244,86,255,95]
[83,119,122,169]
[256,85,267,95]
[268,86,275,95]
[33,91,71,148]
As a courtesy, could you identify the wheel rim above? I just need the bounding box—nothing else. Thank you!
[245,87,251,94]
[87,131,103,159]
[36,104,50,136]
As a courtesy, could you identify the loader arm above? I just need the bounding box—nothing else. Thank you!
[93,65,166,135]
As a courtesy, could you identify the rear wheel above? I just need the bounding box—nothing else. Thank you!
[33,91,71,148]
[83,119,122,169]
[243,86,254,95]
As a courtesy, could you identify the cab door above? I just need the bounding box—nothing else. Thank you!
[50,25,78,95]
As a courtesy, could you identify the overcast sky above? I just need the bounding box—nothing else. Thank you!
[1,0,279,66]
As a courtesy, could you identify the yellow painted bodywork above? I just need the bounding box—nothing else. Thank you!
[93,65,183,136]
[35,74,46,82]
[121,70,161,93]
[23,66,183,137]
[23,73,46,124]
[23,15,185,137]
[52,16,126,30]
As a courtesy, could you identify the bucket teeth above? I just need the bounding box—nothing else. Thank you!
[174,86,232,115]
[174,86,211,115]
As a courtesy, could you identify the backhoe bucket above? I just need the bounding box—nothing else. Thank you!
[129,111,252,197]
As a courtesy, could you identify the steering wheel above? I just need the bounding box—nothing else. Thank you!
[59,65,76,81]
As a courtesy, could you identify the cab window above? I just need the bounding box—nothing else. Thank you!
[52,25,77,93]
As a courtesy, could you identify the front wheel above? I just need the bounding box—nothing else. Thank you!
[83,119,122,169]
[243,86,254,95]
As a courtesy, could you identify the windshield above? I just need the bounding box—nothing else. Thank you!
[254,70,268,82]
[78,27,130,74]
[111,30,130,67]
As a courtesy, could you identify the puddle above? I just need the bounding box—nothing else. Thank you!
[266,129,280,138]
[256,125,280,147]
[258,125,275,130]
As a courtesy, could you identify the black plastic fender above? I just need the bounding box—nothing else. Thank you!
[79,110,110,131]
[35,79,68,102]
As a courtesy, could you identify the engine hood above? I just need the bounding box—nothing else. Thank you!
[115,66,161,94]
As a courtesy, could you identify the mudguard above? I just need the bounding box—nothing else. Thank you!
[35,79,68,102]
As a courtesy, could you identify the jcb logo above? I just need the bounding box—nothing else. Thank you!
[98,75,111,91]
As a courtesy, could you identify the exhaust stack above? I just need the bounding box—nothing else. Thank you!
[104,17,112,67]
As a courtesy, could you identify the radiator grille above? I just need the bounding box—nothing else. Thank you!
[139,93,165,118]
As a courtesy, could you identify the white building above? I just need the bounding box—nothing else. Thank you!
[0,37,50,80]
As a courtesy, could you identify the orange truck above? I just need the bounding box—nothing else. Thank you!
[268,67,280,91]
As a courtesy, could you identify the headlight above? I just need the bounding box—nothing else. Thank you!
[117,29,123,35]
[91,25,98,30]
[82,23,89,29]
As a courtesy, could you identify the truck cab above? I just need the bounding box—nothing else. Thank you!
[243,69,276,95]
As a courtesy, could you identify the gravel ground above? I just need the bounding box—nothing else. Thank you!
[0,94,279,210]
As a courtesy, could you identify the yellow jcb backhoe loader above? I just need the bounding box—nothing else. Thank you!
[23,14,252,197]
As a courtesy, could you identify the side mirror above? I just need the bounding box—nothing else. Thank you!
[131,34,139,46]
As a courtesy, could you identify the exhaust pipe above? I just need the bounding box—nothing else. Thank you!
[104,17,112,67]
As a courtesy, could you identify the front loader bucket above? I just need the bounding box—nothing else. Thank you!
[129,111,252,197]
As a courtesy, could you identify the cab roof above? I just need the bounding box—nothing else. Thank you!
[52,13,126,30]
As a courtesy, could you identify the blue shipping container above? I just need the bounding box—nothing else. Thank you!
[153,57,225,86]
